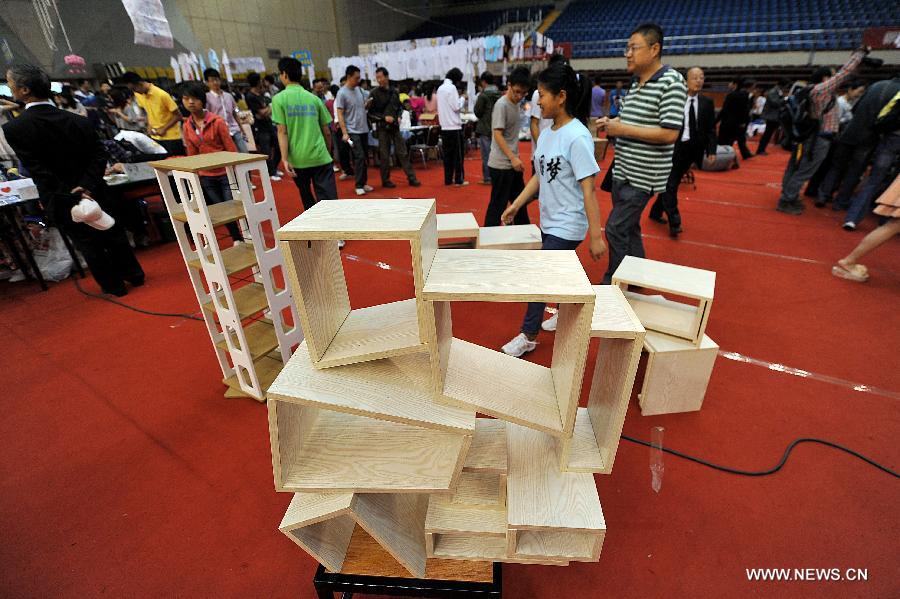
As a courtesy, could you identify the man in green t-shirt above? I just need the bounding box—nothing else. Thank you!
[273,57,337,210]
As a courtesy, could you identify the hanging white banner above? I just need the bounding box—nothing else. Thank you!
[121,0,174,49]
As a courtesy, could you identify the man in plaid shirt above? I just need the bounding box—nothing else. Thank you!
[777,47,868,215]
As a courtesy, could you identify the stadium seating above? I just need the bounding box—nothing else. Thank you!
[399,5,551,40]
[546,0,900,58]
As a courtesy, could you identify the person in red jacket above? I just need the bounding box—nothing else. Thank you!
[180,81,242,242]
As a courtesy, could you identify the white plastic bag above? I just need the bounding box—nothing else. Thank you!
[31,227,73,282]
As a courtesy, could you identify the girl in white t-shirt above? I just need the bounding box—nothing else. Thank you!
[500,62,606,358]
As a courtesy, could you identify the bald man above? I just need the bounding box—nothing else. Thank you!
[648,66,717,237]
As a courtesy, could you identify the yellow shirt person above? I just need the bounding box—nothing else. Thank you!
[133,83,181,141]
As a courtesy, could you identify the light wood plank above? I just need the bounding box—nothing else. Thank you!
[412,208,439,347]
[352,493,429,578]
[463,419,507,473]
[442,339,564,436]
[279,239,350,362]
[612,255,716,300]
[272,402,470,493]
[558,408,605,472]
[187,242,257,274]
[280,492,354,529]
[639,332,718,416]
[425,496,506,535]
[277,198,435,240]
[149,151,264,173]
[171,199,245,226]
[281,514,356,572]
[202,282,268,319]
[475,224,542,249]
[432,535,570,565]
[590,285,645,338]
[316,299,429,368]
[507,423,605,532]
[437,213,479,239]
[644,329,719,354]
[422,249,595,303]
[622,290,702,342]
[215,319,278,360]
[452,471,502,507]
[267,341,476,433]
[512,530,602,562]
[428,300,453,397]
[550,301,594,436]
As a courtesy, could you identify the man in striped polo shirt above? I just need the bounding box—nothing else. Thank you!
[596,23,687,284]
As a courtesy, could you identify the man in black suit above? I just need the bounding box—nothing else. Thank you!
[3,65,143,296]
[648,67,716,238]
[716,77,754,161]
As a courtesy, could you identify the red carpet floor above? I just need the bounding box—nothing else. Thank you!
[2,140,898,598]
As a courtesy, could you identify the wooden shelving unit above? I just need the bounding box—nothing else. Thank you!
[277,199,438,369]
[639,331,719,416]
[436,212,479,247]
[151,151,302,401]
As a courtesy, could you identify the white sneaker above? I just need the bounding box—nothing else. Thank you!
[339,173,351,181]
[338,240,346,249]
[541,312,558,332]
[333,165,340,172]
[363,185,374,192]
[355,188,366,196]
[276,170,284,176]
[270,175,282,182]
[501,333,537,357]
[842,221,856,231]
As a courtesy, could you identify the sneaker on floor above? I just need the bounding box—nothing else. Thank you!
[333,165,340,172]
[776,202,803,215]
[454,181,469,187]
[270,175,282,182]
[355,187,366,196]
[363,184,374,192]
[501,333,537,357]
[338,240,346,249]
[409,179,422,187]
[541,312,558,332]
[339,173,351,181]
[842,221,856,231]
[276,170,284,176]
[382,181,397,188]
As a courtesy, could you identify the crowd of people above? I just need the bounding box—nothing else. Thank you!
[1,21,897,307]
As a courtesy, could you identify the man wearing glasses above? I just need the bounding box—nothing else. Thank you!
[596,23,687,283]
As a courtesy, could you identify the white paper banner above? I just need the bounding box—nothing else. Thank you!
[121,0,174,49]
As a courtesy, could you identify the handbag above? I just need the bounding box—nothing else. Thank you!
[600,159,614,192]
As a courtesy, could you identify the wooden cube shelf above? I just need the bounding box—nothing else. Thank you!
[437,212,479,243]
[267,399,471,494]
[555,285,646,474]
[277,199,438,369]
[476,224,542,250]
[639,331,719,416]
[423,249,595,437]
[612,256,715,345]
[279,492,430,577]
[268,341,476,434]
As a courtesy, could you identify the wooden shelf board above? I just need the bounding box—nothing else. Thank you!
[202,282,268,319]
[426,497,506,536]
[171,199,245,226]
[475,224,542,249]
[268,341,476,434]
[222,351,283,399]
[644,330,719,354]
[317,299,428,368]
[560,408,606,473]
[442,339,564,437]
[188,242,257,275]
[463,419,507,473]
[422,249,595,302]
[149,151,264,172]
[507,423,606,532]
[590,285,645,338]
[275,404,469,493]
[623,290,699,339]
[612,255,715,299]
[437,213,479,239]
[277,198,435,240]
[431,535,570,565]
[452,471,502,507]
[512,530,600,561]
[215,318,278,360]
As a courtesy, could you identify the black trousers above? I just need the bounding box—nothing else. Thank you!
[377,126,417,184]
[349,133,369,189]
[602,178,652,284]
[253,123,279,175]
[292,163,338,211]
[816,141,874,208]
[757,120,780,153]
[485,167,530,227]
[718,125,752,159]
[333,128,353,174]
[649,146,696,229]
[441,130,465,185]
[200,175,243,241]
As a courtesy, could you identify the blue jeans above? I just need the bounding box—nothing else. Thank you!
[231,131,249,153]
[521,233,582,336]
[845,133,900,226]
[478,135,492,182]
[602,178,652,284]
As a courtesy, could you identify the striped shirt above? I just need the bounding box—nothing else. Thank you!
[612,66,687,193]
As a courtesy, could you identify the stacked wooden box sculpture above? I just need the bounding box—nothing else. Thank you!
[270,199,645,576]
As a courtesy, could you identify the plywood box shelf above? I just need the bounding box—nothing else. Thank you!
[509,529,602,562]
[267,341,476,434]
[171,199,245,226]
[623,290,702,342]
[463,419,507,474]
[639,331,719,416]
[475,224,542,250]
[201,282,268,320]
[590,285,645,339]
[277,199,438,370]
[268,400,471,494]
[425,496,506,536]
[437,213,479,240]
[429,534,570,565]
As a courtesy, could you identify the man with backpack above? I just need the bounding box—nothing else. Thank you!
[776,47,868,215]
[473,71,501,185]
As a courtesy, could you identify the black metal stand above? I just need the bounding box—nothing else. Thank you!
[313,563,502,599]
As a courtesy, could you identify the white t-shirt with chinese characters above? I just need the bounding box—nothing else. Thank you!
[533,118,599,241]
[530,90,554,153]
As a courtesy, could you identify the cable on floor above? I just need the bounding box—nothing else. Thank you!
[73,276,204,321]
[621,435,899,479]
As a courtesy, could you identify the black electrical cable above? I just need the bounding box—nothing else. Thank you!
[621,435,899,479]
[72,276,204,321]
